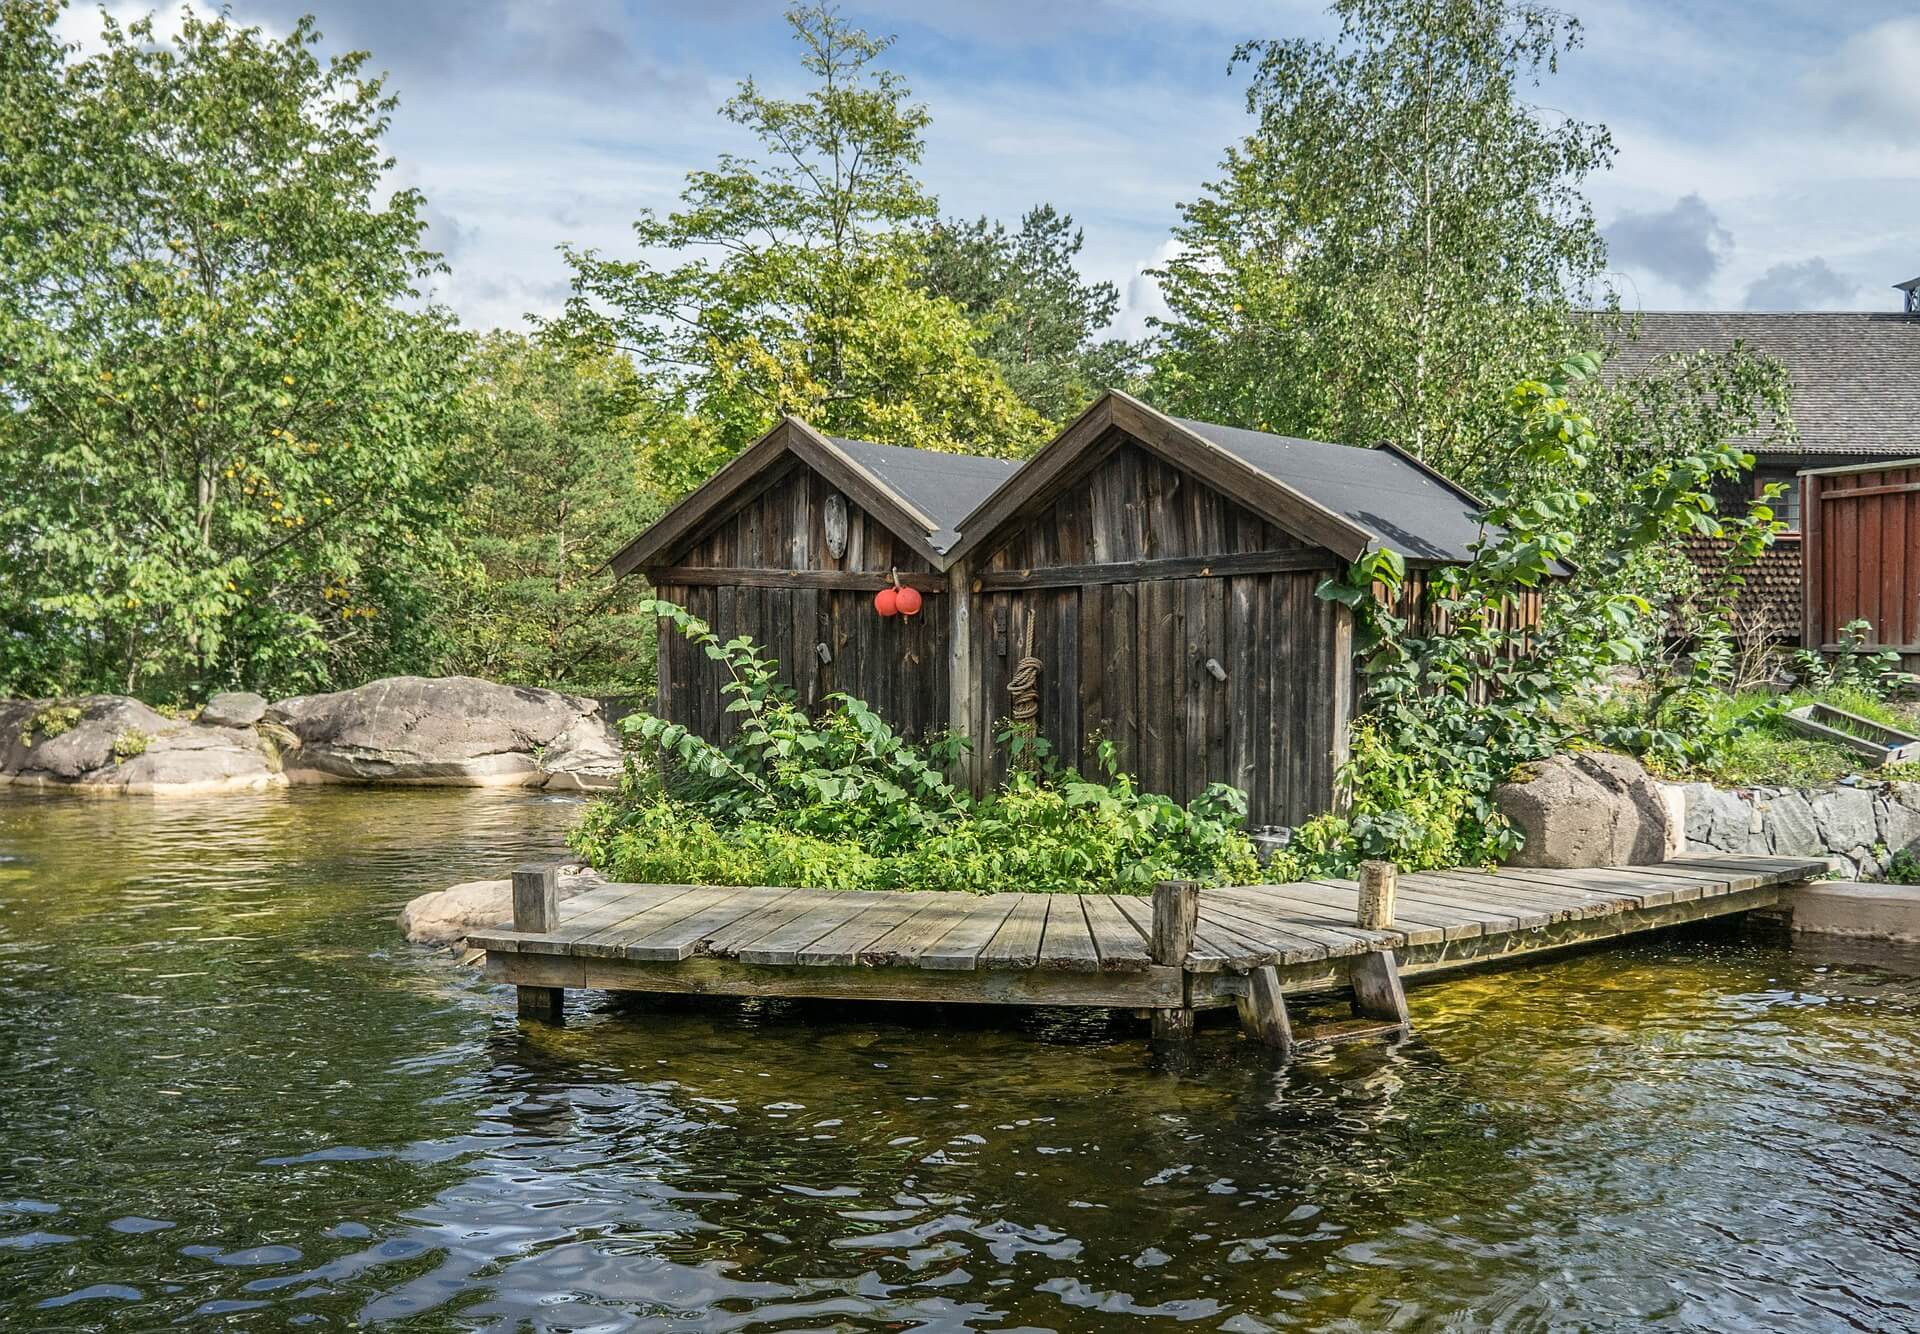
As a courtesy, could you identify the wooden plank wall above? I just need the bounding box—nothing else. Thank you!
[970,439,1348,826]
[649,461,950,742]
[1804,463,1920,664]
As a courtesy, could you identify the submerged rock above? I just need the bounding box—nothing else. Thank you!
[269,676,621,790]
[1494,751,1672,868]
[398,865,605,946]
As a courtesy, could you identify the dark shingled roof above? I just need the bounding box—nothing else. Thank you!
[829,436,1022,553]
[1173,418,1489,563]
[1603,312,1920,457]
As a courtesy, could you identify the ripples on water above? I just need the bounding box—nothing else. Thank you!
[0,788,1917,1331]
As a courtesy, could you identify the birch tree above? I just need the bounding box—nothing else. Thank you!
[1149,0,1614,486]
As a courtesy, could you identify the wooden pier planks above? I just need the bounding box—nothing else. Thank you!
[472,855,1830,1008]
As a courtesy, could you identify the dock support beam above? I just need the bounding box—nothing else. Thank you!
[1348,949,1410,1036]
[1149,880,1200,1041]
[1235,965,1295,1055]
[513,864,565,1023]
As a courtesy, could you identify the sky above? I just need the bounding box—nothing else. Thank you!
[59,0,1920,338]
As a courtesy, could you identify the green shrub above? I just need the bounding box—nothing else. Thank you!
[19,703,82,748]
[567,602,1260,894]
[111,728,150,762]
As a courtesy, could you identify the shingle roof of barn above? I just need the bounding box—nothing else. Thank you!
[1171,417,1490,564]
[1603,312,1920,457]
[826,436,1020,552]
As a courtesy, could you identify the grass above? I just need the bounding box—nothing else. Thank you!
[1570,684,1920,788]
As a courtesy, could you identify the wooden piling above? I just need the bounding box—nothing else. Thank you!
[1348,949,1410,1036]
[512,864,565,1022]
[1356,860,1398,929]
[1235,965,1295,1055]
[1149,879,1200,1041]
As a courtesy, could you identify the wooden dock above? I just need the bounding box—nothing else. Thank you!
[471,854,1828,1053]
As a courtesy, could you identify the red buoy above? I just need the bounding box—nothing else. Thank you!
[894,585,923,616]
[874,587,899,617]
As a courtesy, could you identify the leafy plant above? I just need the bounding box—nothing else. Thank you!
[20,703,83,748]
[1792,620,1902,698]
[1316,352,1781,862]
[1884,848,1920,886]
[111,728,150,762]
[568,601,1260,893]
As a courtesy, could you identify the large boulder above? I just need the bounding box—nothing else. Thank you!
[1494,751,1673,868]
[268,676,622,789]
[0,695,282,795]
[398,865,606,946]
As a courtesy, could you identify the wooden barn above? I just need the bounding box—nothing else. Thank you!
[608,416,1018,744]
[944,392,1492,826]
[1801,457,1920,671]
[617,392,1498,829]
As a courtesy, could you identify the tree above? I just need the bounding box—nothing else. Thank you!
[1149,0,1614,487]
[436,334,664,696]
[552,3,1045,497]
[915,205,1141,421]
[0,3,470,701]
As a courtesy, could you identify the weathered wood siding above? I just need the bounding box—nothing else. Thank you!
[1804,462,1920,668]
[648,460,950,741]
[969,439,1349,826]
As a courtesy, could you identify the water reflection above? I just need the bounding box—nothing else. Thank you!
[0,788,1917,1330]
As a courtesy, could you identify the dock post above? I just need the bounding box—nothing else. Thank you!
[1149,879,1200,1041]
[512,864,565,1023]
[1235,965,1295,1056]
[1356,860,1397,929]
[1351,861,1408,1036]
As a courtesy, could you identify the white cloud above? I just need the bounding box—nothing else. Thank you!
[1804,17,1920,146]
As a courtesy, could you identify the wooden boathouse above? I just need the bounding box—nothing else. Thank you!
[607,416,1018,745]
[615,391,1515,827]
[477,855,1828,1052]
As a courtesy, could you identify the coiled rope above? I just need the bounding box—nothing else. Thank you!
[1008,616,1043,721]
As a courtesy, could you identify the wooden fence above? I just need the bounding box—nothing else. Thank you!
[1802,459,1920,668]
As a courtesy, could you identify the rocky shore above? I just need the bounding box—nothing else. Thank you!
[0,676,625,797]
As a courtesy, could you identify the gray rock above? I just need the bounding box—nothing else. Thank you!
[1494,751,1671,867]
[0,696,174,784]
[103,725,281,795]
[538,718,626,792]
[268,676,622,787]
[1680,783,1756,854]
[1759,791,1821,857]
[398,865,605,946]
[198,691,268,728]
[1877,787,1920,854]
[1810,787,1878,855]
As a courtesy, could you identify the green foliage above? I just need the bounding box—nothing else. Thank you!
[914,205,1142,421]
[432,333,664,695]
[1319,353,1779,862]
[567,602,1260,893]
[1883,848,1920,886]
[111,727,149,762]
[1147,0,1613,487]
[0,4,472,702]
[1792,620,1903,696]
[549,4,1045,495]
[20,703,82,747]
[1571,685,1920,788]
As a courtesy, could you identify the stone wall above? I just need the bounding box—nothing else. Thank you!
[1675,779,1920,879]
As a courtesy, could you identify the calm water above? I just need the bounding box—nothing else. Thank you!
[1,788,1917,1332]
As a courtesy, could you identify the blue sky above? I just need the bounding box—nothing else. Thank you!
[63,1,1920,335]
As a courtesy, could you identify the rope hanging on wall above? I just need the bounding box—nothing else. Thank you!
[1008,616,1043,721]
